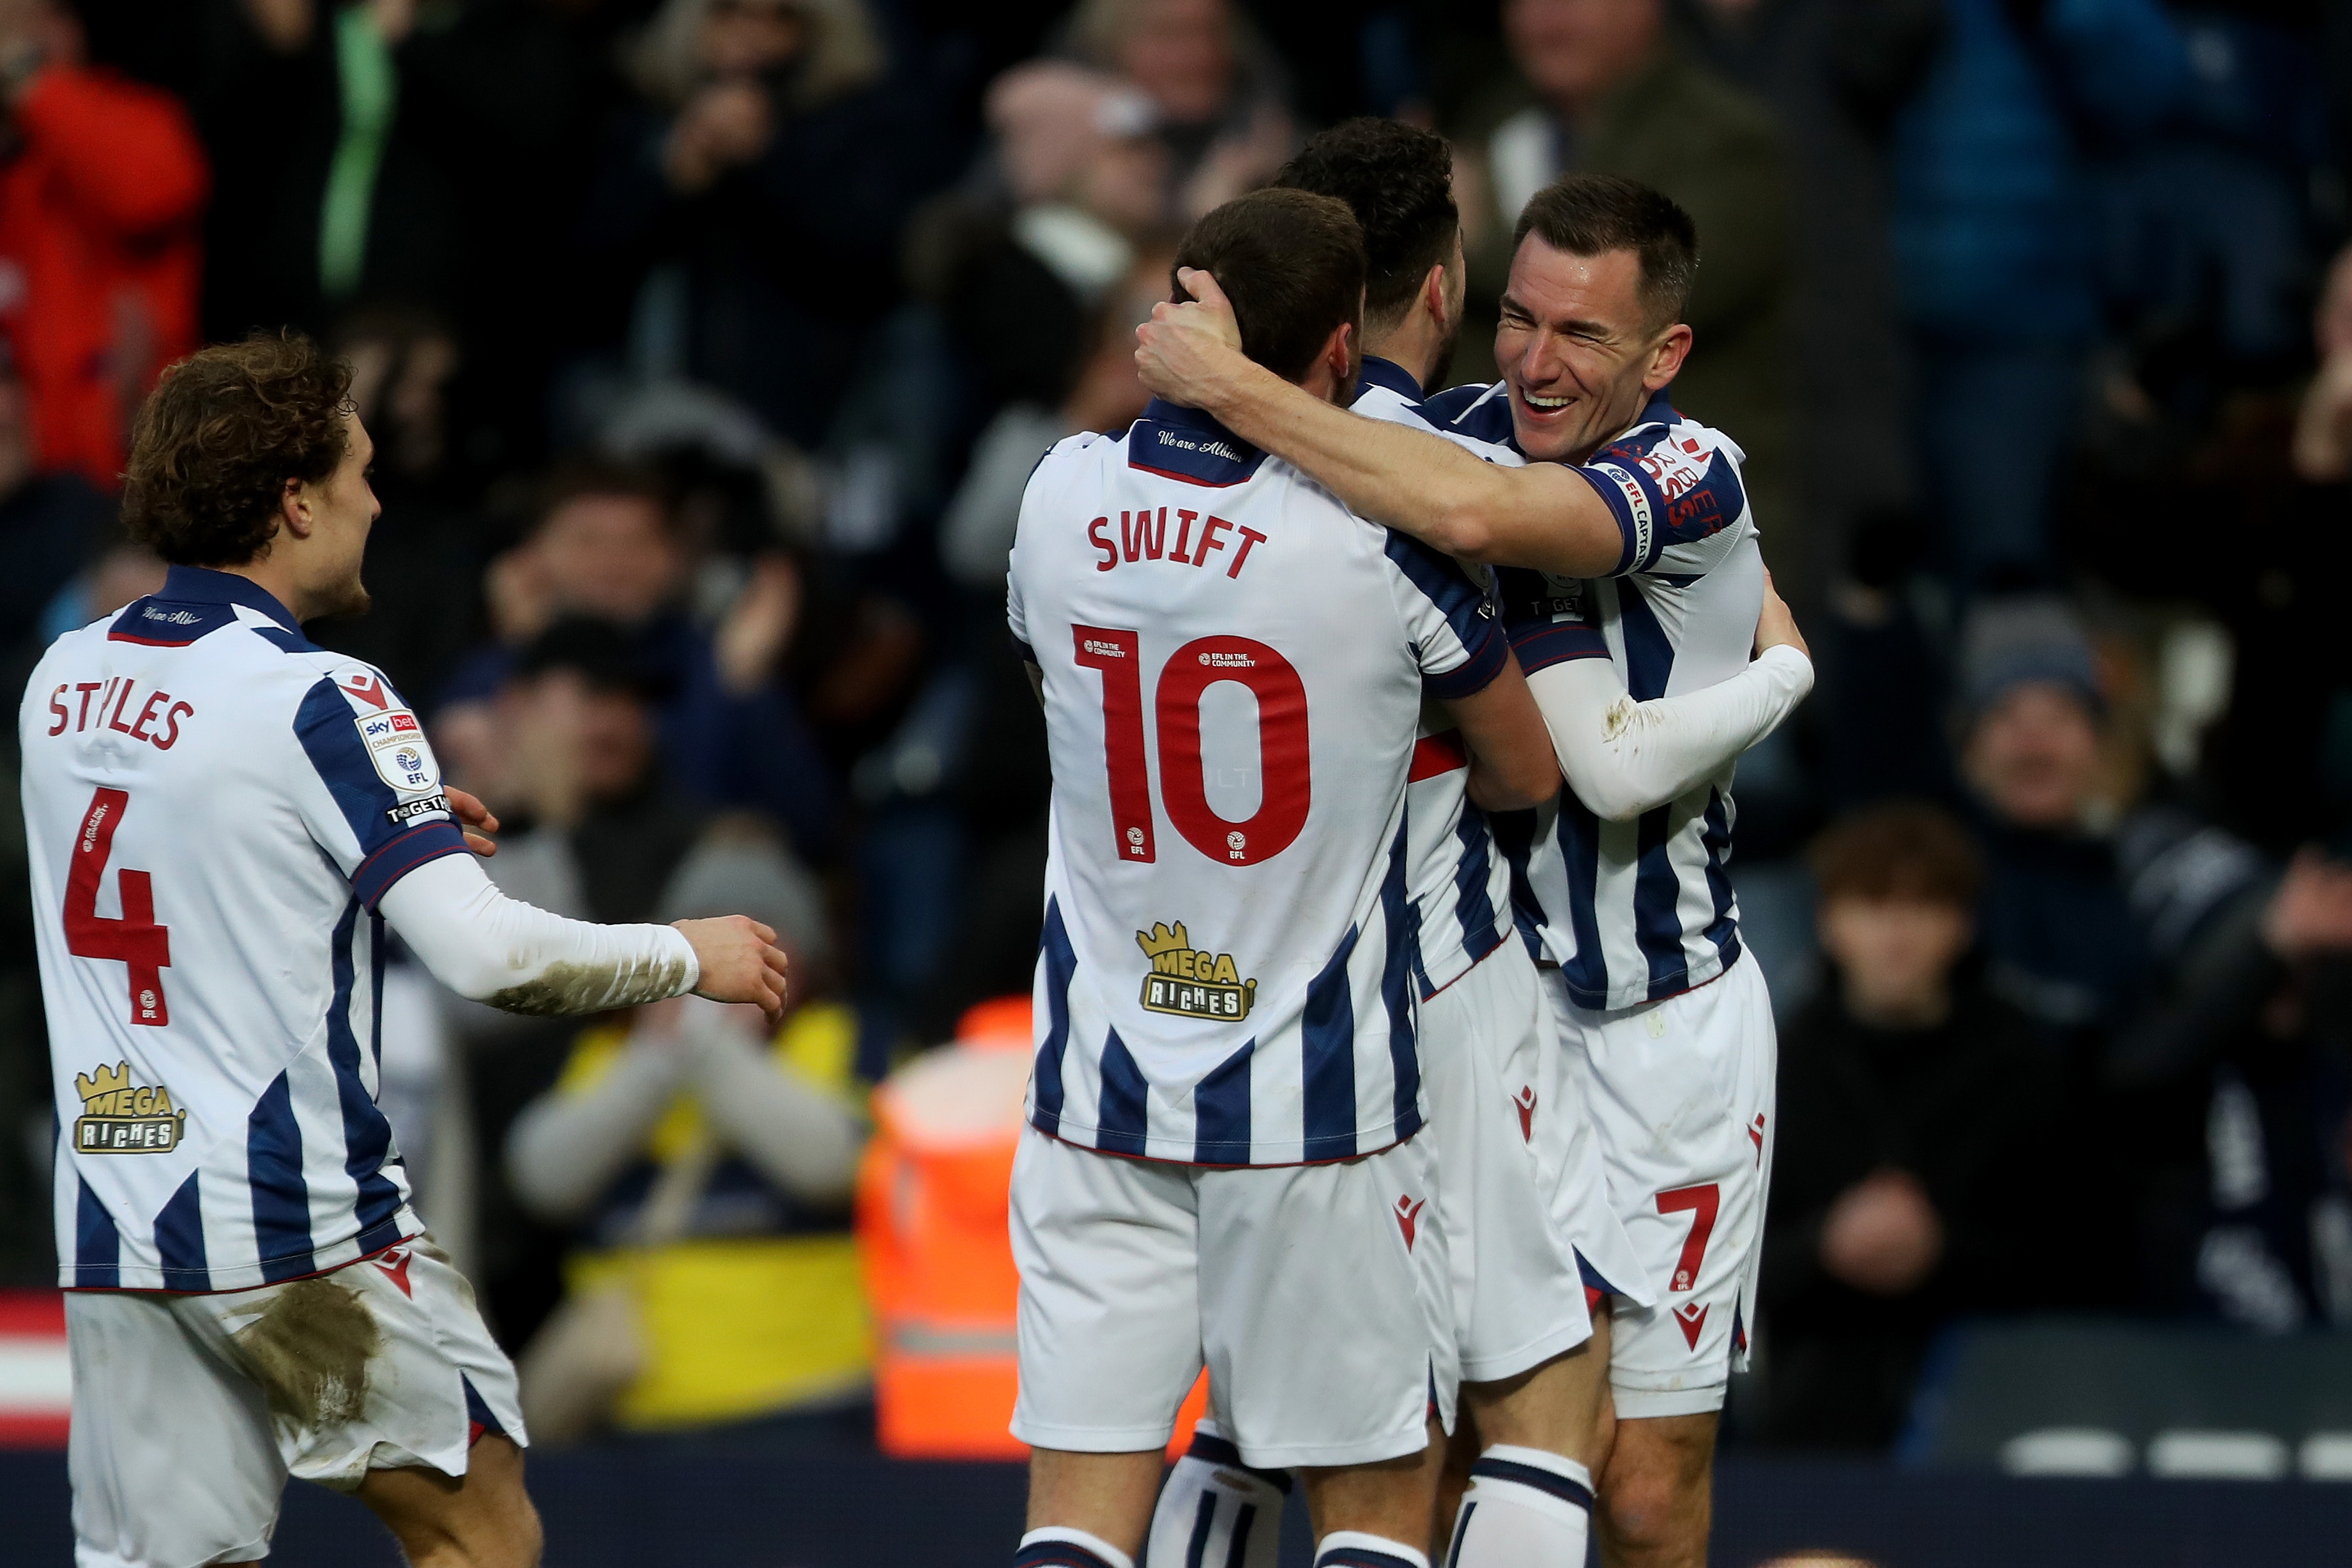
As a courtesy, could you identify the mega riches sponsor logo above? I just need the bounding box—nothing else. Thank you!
[73,1062,185,1153]
[1136,920,1256,1021]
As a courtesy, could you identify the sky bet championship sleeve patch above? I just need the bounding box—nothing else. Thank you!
[332,668,445,795]
[1137,921,1256,1021]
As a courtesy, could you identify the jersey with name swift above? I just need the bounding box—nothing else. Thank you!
[20,567,470,1292]
[1009,397,1508,1165]
[1424,381,1765,1012]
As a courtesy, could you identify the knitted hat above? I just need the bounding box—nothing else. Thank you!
[1957,595,2104,724]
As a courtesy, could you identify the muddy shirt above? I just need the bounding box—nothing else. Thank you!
[21,565,463,1290]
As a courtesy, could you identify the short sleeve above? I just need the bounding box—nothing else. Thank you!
[291,668,468,909]
[1495,567,1610,674]
[1575,423,1750,577]
[1382,531,1508,699]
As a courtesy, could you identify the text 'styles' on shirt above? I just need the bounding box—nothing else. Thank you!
[1007,397,1509,1164]
[1425,382,1766,1012]
[20,567,467,1291]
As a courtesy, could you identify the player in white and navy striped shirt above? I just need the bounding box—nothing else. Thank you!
[1133,173,1811,1568]
[1006,189,1561,1568]
[22,335,787,1568]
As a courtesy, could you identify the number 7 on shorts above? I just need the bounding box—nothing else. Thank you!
[1656,1183,1718,1295]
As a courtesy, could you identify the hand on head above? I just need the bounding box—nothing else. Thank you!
[1134,267,1243,406]
[674,914,791,1026]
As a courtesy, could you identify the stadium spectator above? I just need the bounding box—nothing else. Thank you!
[0,353,113,654]
[1889,0,2187,585]
[506,928,865,1442]
[937,256,1160,592]
[0,0,206,490]
[435,463,833,858]
[1669,0,1943,602]
[1753,802,2054,1449]
[306,304,491,702]
[578,0,942,447]
[1463,0,1794,577]
[1064,0,1296,225]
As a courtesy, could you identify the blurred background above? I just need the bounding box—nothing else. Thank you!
[8,0,2352,1562]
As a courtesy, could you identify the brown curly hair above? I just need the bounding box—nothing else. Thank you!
[121,332,355,567]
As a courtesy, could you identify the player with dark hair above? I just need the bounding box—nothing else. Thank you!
[22,331,788,1568]
[1004,186,1562,1568]
[1138,171,1812,1568]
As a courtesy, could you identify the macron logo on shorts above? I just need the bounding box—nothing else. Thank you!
[372,1247,414,1298]
[1394,1195,1426,1251]
[1674,1300,1708,1350]
[1514,1085,1538,1143]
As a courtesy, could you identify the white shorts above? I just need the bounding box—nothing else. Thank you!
[66,1236,525,1568]
[1420,946,1592,1383]
[1546,953,1776,1420]
[1010,1126,1455,1469]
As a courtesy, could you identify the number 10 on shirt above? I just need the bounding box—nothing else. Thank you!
[1071,624,1311,869]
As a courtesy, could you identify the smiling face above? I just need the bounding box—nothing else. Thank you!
[1495,233,1689,463]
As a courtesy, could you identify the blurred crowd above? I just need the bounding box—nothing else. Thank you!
[8,0,2352,1458]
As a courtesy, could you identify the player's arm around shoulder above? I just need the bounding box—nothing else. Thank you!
[1135,275,1624,574]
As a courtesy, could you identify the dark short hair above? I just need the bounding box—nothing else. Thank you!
[1513,174,1699,331]
[1809,801,1983,910]
[121,332,353,567]
[512,616,672,700]
[531,457,673,538]
[1274,118,1456,328]
[1173,188,1365,383]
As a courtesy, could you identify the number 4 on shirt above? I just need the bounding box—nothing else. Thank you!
[64,788,171,1027]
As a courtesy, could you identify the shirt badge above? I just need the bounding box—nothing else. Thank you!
[1136,920,1256,1021]
[73,1062,186,1153]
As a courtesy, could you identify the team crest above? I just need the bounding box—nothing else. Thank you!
[1136,921,1256,1020]
[73,1062,185,1153]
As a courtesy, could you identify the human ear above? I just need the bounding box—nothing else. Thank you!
[1644,323,1694,390]
[277,476,314,541]
[1424,262,1451,330]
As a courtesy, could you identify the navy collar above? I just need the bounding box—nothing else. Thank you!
[159,565,302,632]
[1635,384,1677,427]
[1354,355,1425,406]
[1129,399,1266,487]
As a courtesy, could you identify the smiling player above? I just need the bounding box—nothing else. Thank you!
[1134,174,1804,1568]
[20,333,788,1568]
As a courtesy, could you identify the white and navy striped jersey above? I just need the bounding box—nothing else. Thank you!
[1009,397,1509,1164]
[1352,356,1519,1001]
[1423,383,1763,1012]
[22,567,466,1291]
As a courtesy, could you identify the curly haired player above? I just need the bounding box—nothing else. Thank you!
[20,332,787,1568]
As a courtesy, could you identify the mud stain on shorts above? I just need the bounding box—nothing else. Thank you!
[486,952,691,1016]
[233,1275,381,1431]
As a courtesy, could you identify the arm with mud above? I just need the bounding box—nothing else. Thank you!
[379,853,791,1021]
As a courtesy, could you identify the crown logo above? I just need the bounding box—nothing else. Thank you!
[1136,922,1193,961]
[76,1062,128,1105]
[72,1062,183,1154]
[1136,918,1255,1021]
